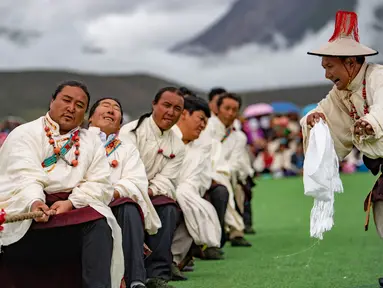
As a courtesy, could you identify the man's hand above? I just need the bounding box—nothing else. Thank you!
[306,112,326,127]
[354,119,375,136]
[50,200,73,215]
[148,188,154,197]
[31,200,53,223]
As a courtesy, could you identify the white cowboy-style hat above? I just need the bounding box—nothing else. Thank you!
[308,11,378,57]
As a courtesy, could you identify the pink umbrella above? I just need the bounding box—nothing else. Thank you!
[243,103,273,118]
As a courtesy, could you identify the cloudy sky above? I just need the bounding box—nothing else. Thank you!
[0,0,381,91]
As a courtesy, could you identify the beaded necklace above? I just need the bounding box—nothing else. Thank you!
[42,126,80,168]
[104,135,121,168]
[348,68,369,121]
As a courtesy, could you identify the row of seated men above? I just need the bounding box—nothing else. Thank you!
[0,81,256,288]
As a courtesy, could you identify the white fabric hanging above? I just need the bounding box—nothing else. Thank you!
[303,119,343,240]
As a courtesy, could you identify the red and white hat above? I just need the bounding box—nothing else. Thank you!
[308,11,378,57]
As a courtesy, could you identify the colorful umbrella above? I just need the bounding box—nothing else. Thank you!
[271,102,300,114]
[243,103,273,118]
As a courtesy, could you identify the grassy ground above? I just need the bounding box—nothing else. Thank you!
[170,173,383,288]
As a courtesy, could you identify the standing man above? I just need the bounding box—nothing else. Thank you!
[300,10,383,287]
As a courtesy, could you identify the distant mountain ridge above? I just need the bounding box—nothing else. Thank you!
[171,0,377,55]
[0,70,332,121]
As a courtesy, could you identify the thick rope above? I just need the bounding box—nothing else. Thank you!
[4,210,56,223]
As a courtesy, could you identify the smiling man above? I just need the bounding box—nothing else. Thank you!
[300,11,383,287]
[119,87,185,288]
[0,81,123,288]
[88,97,161,288]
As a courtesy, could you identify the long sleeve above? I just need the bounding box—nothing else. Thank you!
[114,145,148,200]
[0,127,47,211]
[300,88,354,160]
[149,147,185,199]
[360,69,383,140]
[69,138,114,208]
[177,148,205,197]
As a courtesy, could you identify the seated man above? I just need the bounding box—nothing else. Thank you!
[199,93,252,247]
[0,81,123,288]
[170,97,223,280]
[119,87,186,288]
[88,98,162,288]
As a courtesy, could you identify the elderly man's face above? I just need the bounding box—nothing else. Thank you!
[321,56,356,91]
[89,99,122,136]
[49,85,88,134]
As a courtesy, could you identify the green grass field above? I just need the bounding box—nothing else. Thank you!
[170,173,383,288]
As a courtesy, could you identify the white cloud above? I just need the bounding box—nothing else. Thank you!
[0,0,381,91]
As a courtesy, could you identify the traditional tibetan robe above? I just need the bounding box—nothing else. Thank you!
[119,115,185,281]
[229,130,254,214]
[89,127,161,235]
[171,125,221,264]
[300,62,383,238]
[0,113,123,288]
[300,62,383,160]
[120,116,185,200]
[201,116,245,234]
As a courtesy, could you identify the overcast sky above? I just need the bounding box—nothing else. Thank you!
[0,0,381,91]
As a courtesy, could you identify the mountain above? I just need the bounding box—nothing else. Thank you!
[0,71,180,121]
[171,0,360,55]
[0,70,332,121]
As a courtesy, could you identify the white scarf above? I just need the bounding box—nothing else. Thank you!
[303,119,343,240]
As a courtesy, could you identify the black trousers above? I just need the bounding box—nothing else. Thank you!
[206,184,229,247]
[112,203,146,286]
[2,218,113,288]
[242,176,255,228]
[144,203,179,281]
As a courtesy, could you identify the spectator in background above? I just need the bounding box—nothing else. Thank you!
[207,87,226,115]
[290,141,304,175]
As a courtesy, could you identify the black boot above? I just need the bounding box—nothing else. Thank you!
[231,237,252,247]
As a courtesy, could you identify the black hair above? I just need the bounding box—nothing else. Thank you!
[217,93,242,109]
[52,80,91,112]
[184,96,211,118]
[339,56,365,65]
[88,97,124,124]
[132,87,184,132]
[179,86,197,98]
[208,87,227,101]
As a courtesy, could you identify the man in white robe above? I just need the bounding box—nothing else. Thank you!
[199,93,252,247]
[119,87,185,288]
[233,119,257,234]
[170,96,223,280]
[88,98,162,288]
[300,11,383,287]
[0,81,123,288]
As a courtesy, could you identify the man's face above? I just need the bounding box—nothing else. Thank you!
[152,91,184,131]
[209,95,220,115]
[49,85,88,133]
[180,110,208,142]
[89,99,122,135]
[322,56,354,90]
[217,98,239,127]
